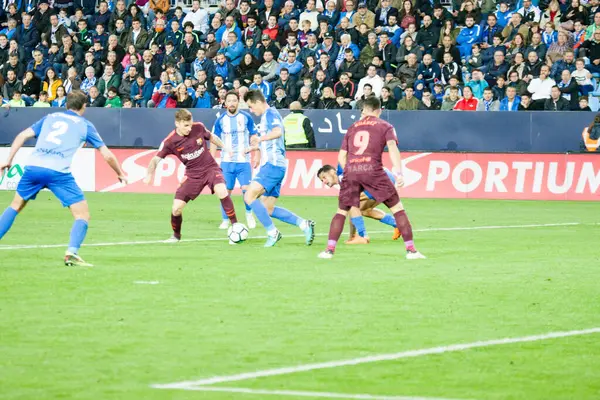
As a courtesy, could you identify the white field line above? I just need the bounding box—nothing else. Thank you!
[133,281,160,285]
[152,327,600,389]
[0,222,582,251]
[175,386,467,400]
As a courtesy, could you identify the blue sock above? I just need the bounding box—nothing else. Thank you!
[67,219,89,254]
[220,204,228,221]
[250,200,275,232]
[0,207,18,240]
[271,206,303,227]
[351,216,367,237]
[242,191,252,212]
[380,214,397,227]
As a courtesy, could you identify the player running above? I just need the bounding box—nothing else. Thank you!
[0,91,127,267]
[243,89,315,247]
[143,109,239,243]
[318,97,425,260]
[211,92,259,230]
[317,164,401,243]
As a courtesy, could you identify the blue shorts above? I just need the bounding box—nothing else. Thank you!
[253,163,286,198]
[17,166,85,207]
[221,161,253,190]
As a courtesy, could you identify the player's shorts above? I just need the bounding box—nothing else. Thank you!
[175,169,225,203]
[220,161,252,190]
[253,162,286,198]
[339,168,399,211]
[17,166,85,207]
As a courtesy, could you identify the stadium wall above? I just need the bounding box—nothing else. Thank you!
[0,108,596,153]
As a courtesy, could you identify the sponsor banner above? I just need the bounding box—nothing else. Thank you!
[0,148,96,192]
[95,150,600,201]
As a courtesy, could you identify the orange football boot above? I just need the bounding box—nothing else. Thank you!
[392,228,402,241]
[345,235,370,244]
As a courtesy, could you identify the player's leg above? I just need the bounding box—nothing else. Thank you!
[244,180,281,246]
[384,197,425,259]
[361,206,401,240]
[168,176,201,242]
[0,193,28,240]
[214,182,238,225]
[218,162,236,229]
[168,199,187,243]
[345,206,369,244]
[238,163,255,229]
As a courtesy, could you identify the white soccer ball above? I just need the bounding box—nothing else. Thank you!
[228,223,249,243]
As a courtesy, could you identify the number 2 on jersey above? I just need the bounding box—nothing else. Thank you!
[46,121,68,145]
[353,130,370,155]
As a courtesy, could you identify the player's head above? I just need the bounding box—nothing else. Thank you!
[317,165,339,187]
[244,89,268,116]
[66,90,88,115]
[361,96,382,118]
[225,91,239,114]
[174,109,194,136]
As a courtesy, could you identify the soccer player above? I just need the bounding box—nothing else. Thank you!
[318,96,425,260]
[317,164,401,243]
[211,91,259,230]
[0,91,127,267]
[243,89,315,247]
[143,109,239,243]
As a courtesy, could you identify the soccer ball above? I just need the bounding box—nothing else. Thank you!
[228,223,249,243]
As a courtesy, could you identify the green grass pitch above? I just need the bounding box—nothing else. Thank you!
[1,191,599,400]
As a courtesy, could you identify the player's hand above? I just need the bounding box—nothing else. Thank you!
[250,135,261,147]
[118,175,128,185]
[395,176,405,189]
[142,175,152,185]
[245,145,259,154]
[0,162,11,175]
[223,146,234,159]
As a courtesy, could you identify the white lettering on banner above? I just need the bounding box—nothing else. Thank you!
[533,162,544,193]
[512,162,533,193]
[290,159,324,190]
[452,161,483,193]
[318,118,333,134]
[548,162,575,194]
[485,162,509,193]
[576,162,600,193]
[155,158,176,186]
[426,161,450,191]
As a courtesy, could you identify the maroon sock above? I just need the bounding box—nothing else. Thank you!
[327,213,347,252]
[393,210,415,251]
[171,214,182,239]
[220,196,238,224]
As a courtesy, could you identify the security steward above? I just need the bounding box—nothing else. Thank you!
[283,101,316,149]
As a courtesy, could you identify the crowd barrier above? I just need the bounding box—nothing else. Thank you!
[2,148,599,201]
[0,108,596,153]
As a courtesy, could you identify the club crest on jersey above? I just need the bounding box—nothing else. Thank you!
[196,138,203,146]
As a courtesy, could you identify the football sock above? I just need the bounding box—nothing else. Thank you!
[380,214,397,227]
[0,207,18,240]
[271,206,304,227]
[250,199,276,233]
[171,214,182,240]
[220,196,238,224]
[242,190,252,212]
[392,210,415,251]
[350,216,367,237]
[327,213,346,252]
[219,204,228,221]
[67,219,88,255]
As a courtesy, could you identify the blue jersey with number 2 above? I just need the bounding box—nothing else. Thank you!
[27,110,105,173]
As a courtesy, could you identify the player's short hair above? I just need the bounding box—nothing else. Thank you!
[66,90,88,111]
[317,164,336,177]
[226,90,239,100]
[244,89,266,104]
[362,96,381,111]
[175,109,193,122]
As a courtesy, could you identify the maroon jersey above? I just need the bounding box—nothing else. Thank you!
[157,122,219,179]
[341,116,398,176]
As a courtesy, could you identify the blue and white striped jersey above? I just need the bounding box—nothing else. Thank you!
[213,110,258,163]
[259,106,287,168]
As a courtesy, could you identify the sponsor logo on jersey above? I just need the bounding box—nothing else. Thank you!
[181,148,204,161]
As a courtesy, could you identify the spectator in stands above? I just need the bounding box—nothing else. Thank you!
[51,86,67,107]
[502,13,529,46]
[418,88,441,110]
[550,49,576,81]
[528,64,555,109]
[42,67,62,101]
[518,0,542,24]
[454,86,479,110]
[271,86,290,109]
[477,88,500,111]
[507,70,528,95]
[540,0,562,28]
[544,85,571,110]
[380,86,397,109]
[355,64,384,100]
[482,51,509,86]
[558,69,580,110]
[32,91,50,107]
[465,69,488,99]
[249,72,272,101]
[182,0,209,35]
[525,50,543,78]
[572,58,594,95]
[88,86,106,107]
[300,0,320,30]
[130,74,153,107]
[150,80,176,107]
[499,86,521,111]
[579,96,591,111]
[456,15,481,59]
[492,75,507,100]
[119,65,137,99]
[27,50,49,80]
[397,86,420,110]
[2,69,21,100]
[173,83,192,108]
[298,85,317,108]
[21,70,40,105]
[481,15,502,47]
[193,84,213,108]
[317,86,338,109]
[353,2,375,29]
[98,64,121,98]
[546,31,572,64]
[7,90,25,107]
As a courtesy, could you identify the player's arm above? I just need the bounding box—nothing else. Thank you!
[338,149,348,170]
[0,128,36,174]
[98,146,128,184]
[387,139,404,188]
[248,126,282,151]
[143,155,163,185]
[209,133,233,157]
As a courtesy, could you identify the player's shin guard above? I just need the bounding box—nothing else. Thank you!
[392,210,415,251]
[350,216,367,237]
[220,196,238,224]
[171,214,182,240]
[242,190,252,212]
[271,206,304,228]
[327,213,347,252]
[380,214,397,227]
[250,200,276,233]
[67,219,88,255]
[0,207,18,240]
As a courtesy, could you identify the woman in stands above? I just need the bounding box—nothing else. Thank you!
[43,68,63,102]
[51,86,67,107]
[122,45,142,70]
[174,84,193,108]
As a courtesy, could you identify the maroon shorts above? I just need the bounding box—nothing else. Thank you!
[339,169,399,211]
[175,169,225,203]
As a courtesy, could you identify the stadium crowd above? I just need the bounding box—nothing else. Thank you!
[0,0,599,111]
